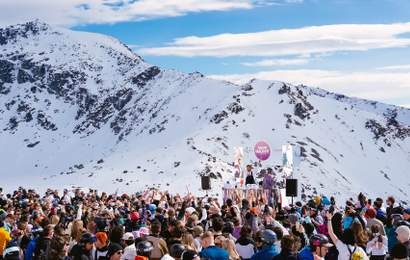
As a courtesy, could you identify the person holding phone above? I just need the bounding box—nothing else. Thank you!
[366,225,387,260]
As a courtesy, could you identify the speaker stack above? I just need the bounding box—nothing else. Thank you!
[201,175,211,190]
[285,179,298,197]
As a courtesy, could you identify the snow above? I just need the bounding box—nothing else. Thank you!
[0,21,409,204]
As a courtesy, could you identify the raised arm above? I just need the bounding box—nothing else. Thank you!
[326,211,339,245]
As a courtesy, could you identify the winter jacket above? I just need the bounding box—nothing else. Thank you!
[273,249,299,260]
[0,226,11,256]
[70,244,93,260]
[25,237,38,260]
[33,236,51,259]
[250,245,279,260]
[386,204,403,216]
[299,246,314,260]
[93,245,109,260]
[200,245,229,260]
[386,226,398,253]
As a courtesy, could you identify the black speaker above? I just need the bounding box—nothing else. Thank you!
[201,176,211,190]
[286,179,298,197]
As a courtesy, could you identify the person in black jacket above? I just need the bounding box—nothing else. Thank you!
[386,196,404,217]
[245,165,256,185]
[69,233,96,260]
[33,224,53,260]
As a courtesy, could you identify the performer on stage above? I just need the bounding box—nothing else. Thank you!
[245,164,256,185]
[262,167,275,206]
[262,168,274,189]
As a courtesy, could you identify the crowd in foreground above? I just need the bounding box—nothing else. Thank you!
[0,181,409,260]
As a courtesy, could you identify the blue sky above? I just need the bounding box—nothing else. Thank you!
[1,0,410,107]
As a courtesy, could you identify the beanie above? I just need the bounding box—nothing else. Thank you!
[96,232,108,244]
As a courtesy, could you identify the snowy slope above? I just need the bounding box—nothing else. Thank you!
[0,21,409,204]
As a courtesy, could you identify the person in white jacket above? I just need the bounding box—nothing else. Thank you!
[366,225,388,260]
[326,211,368,260]
[121,232,136,260]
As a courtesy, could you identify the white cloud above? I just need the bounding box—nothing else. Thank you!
[139,22,410,57]
[377,64,410,71]
[209,69,410,102]
[241,58,309,67]
[0,0,300,27]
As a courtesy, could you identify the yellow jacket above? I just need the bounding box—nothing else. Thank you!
[0,227,11,255]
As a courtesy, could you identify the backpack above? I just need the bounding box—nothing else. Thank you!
[346,244,357,260]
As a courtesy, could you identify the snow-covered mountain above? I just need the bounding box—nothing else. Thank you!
[1,21,409,203]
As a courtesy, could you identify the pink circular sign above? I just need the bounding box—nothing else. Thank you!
[254,141,271,161]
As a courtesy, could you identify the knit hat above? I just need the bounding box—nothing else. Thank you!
[170,243,185,258]
[309,234,332,248]
[95,232,108,244]
[135,227,150,238]
[395,225,410,243]
[130,211,140,222]
[107,243,123,258]
[94,217,108,232]
[148,204,157,212]
[261,229,277,245]
[182,250,200,260]
[314,196,321,206]
[185,207,196,215]
[250,207,258,215]
[122,232,135,241]
[80,232,97,244]
[0,209,7,220]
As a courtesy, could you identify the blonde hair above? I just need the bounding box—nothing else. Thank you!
[216,236,240,260]
[50,215,60,226]
[187,214,199,225]
[70,220,84,242]
[182,232,197,252]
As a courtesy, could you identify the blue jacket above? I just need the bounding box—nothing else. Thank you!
[299,246,314,260]
[200,245,229,260]
[386,226,398,253]
[25,237,38,260]
[251,245,279,260]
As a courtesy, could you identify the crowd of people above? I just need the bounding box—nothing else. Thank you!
[0,173,409,260]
